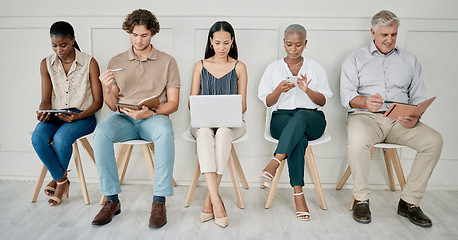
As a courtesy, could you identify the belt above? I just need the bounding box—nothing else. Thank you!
[376,111,386,114]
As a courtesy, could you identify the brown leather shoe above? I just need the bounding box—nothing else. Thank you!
[149,201,167,228]
[92,200,121,225]
[397,199,432,227]
[353,199,371,223]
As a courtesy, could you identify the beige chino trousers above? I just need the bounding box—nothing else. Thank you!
[191,121,246,175]
[347,111,443,204]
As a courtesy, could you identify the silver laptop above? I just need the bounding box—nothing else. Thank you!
[190,95,242,128]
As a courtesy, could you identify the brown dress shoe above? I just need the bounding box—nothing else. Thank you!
[353,199,371,223]
[397,199,432,227]
[92,200,121,225]
[149,201,167,228]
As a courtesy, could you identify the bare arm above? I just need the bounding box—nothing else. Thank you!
[236,61,248,113]
[156,87,179,115]
[188,61,203,109]
[297,73,326,106]
[265,81,295,107]
[36,58,52,122]
[99,69,120,111]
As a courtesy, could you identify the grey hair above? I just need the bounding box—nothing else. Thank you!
[284,24,307,39]
[371,10,400,32]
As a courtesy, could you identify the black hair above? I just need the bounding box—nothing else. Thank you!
[50,21,80,51]
[204,21,238,60]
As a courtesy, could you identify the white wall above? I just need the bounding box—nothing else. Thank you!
[1,0,457,190]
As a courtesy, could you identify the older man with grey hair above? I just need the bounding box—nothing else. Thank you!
[340,10,443,227]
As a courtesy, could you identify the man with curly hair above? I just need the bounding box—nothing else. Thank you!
[91,9,180,228]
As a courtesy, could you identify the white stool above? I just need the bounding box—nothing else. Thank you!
[183,128,249,209]
[31,134,95,205]
[261,108,331,210]
[99,139,177,204]
[336,143,406,210]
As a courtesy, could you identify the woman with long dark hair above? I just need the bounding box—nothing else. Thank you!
[31,21,103,206]
[189,21,248,227]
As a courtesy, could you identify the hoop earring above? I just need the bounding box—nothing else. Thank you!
[231,44,234,49]
[210,45,213,49]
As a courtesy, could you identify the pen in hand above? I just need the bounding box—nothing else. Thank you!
[111,67,125,72]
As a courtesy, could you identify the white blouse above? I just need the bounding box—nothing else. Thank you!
[258,58,332,111]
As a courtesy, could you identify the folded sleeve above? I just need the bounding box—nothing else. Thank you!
[312,61,333,99]
[258,63,275,107]
[340,53,360,111]
[166,57,180,88]
[407,56,427,105]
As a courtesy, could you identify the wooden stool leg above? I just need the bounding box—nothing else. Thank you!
[349,195,356,211]
[336,166,351,190]
[383,148,396,191]
[264,160,285,209]
[73,142,90,205]
[230,145,249,189]
[118,145,134,185]
[31,165,48,202]
[387,148,406,190]
[305,146,327,210]
[228,153,244,209]
[370,146,376,159]
[79,137,95,165]
[184,160,201,207]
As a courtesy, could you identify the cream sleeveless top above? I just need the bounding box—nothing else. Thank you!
[46,49,93,111]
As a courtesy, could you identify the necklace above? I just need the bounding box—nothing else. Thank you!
[60,57,75,64]
[285,57,303,68]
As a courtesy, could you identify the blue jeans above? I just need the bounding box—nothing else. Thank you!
[93,112,175,197]
[31,109,96,180]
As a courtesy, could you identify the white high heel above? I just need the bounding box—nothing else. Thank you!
[260,157,281,188]
[294,192,310,221]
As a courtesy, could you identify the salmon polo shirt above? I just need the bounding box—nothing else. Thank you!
[108,45,180,106]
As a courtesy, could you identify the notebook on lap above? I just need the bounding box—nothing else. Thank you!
[189,95,242,128]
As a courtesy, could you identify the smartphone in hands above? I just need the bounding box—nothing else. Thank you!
[286,76,298,85]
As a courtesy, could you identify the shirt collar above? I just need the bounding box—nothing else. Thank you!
[127,44,157,61]
[369,41,398,56]
[50,48,83,66]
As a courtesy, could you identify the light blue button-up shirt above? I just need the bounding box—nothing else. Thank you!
[340,41,427,112]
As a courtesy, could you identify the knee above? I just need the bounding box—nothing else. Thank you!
[347,131,373,150]
[93,122,115,143]
[420,130,443,153]
[155,125,174,141]
[196,128,213,139]
[215,128,232,141]
[31,131,41,145]
[292,110,309,122]
[31,131,48,148]
[52,133,74,151]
